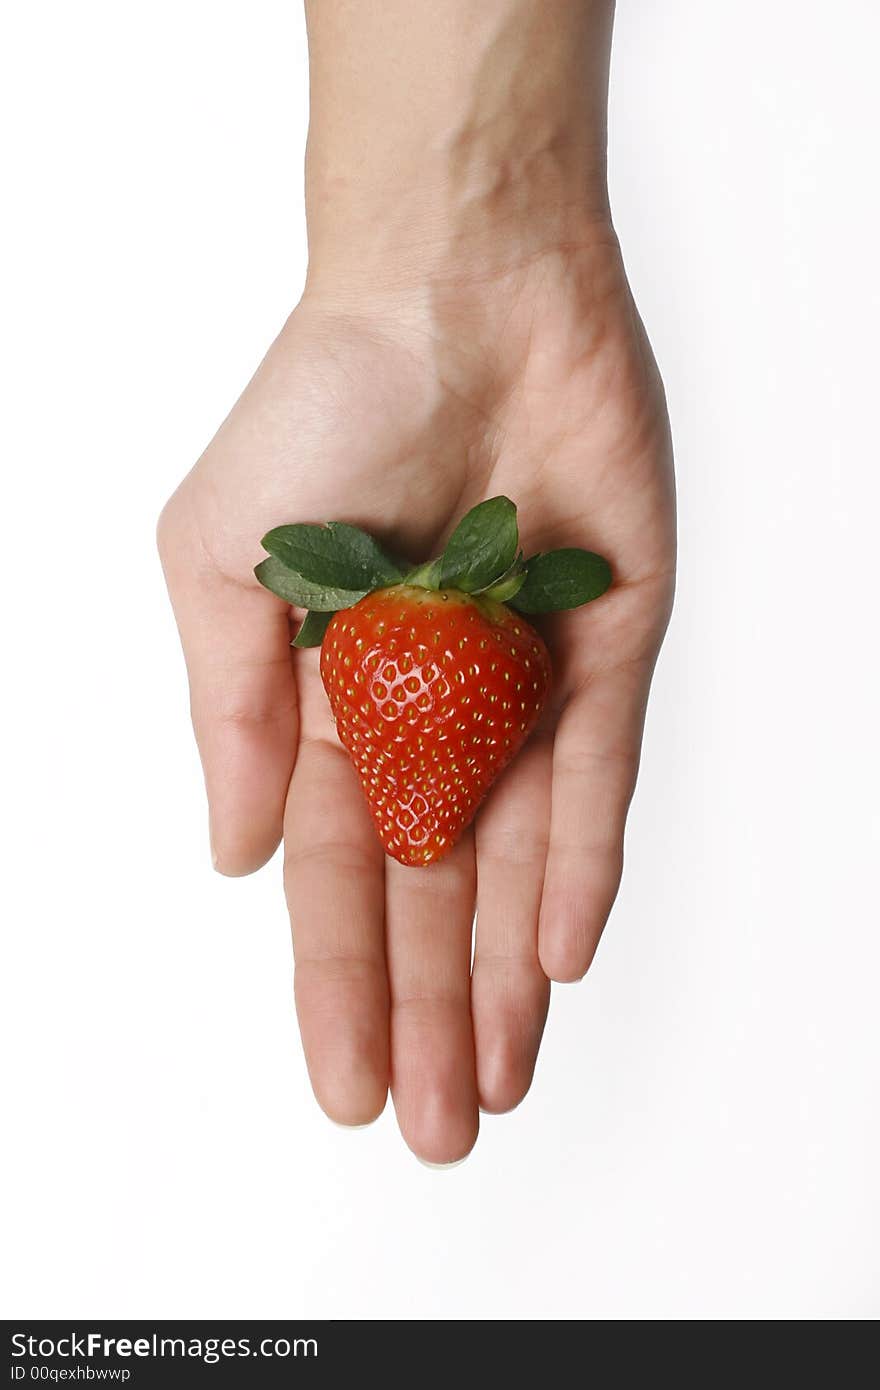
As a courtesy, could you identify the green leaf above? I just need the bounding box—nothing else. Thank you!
[261,521,403,591]
[439,496,519,593]
[254,557,368,611]
[510,548,612,613]
[292,609,336,648]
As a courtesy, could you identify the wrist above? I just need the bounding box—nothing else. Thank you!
[305,151,610,300]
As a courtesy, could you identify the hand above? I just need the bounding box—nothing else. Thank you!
[160,0,675,1162]
[158,232,675,1162]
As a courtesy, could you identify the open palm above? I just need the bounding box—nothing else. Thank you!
[159,241,675,1162]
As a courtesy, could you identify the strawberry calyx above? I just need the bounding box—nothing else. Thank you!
[255,495,612,646]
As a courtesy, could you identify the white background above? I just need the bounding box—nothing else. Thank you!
[2,1,878,1319]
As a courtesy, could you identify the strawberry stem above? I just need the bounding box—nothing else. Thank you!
[404,558,443,588]
[483,569,527,603]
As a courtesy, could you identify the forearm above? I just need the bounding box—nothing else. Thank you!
[303,0,615,294]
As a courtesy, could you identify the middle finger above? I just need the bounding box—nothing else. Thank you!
[385,832,479,1163]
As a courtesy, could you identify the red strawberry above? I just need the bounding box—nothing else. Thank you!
[255,496,612,867]
[320,586,551,866]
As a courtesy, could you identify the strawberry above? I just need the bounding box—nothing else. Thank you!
[319,586,551,865]
[255,496,612,867]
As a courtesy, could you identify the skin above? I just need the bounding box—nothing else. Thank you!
[158,0,675,1163]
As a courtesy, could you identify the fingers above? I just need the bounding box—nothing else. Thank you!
[158,500,298,875]
[473,735,552,1113]
[385,834,479,1164]
[284,706,389,1126]
[538,659,652,982]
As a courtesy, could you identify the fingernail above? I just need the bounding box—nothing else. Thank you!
[416,1155,469,1170]
[327,1117,377,1131]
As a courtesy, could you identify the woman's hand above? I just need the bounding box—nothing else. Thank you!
[159,0,675,1162]
[159,231,674,1161]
